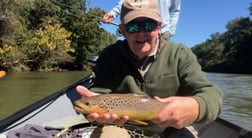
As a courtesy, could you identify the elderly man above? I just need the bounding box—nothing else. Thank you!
[76,0,222,137]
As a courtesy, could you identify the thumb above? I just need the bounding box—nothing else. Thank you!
[154,96,163,102]
[154,96,170,103]
[76,85,96,97]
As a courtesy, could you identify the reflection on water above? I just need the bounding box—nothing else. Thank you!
[206,73,252,131]
[0,71,90,120]
[0,72,252,131]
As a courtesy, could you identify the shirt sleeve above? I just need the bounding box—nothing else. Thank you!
[168,0,181,35]
[177,46,223,124]
[109,0,124,18]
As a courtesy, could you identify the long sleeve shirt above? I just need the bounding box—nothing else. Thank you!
[90,39,223,133]
[109,0,181,35]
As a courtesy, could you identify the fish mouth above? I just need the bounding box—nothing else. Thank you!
[74,101,88,114]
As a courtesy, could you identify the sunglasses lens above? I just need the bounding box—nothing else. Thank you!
[145,20,157,32]
[125,19,157,33]
[125,23,139,33]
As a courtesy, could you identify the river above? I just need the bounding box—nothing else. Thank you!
[0,71,252,131]
[206,73,252,131]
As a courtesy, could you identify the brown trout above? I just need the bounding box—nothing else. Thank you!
[74,94,166,125]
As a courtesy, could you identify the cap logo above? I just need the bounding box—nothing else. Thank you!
[129,0,149,8]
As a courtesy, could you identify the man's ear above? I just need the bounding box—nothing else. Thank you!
[157,22,162,29]
[119,24,126,36]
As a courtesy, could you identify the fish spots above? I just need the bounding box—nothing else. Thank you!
[74,93,166,121]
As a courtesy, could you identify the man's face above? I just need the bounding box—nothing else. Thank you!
[120,17,161,60]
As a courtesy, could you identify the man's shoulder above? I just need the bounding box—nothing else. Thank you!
[160,42,196,61]
[164,42,191,53]
[99,40,127,60]
[103,40,125,52]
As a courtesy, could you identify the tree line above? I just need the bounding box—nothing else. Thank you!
[191,17,252,74]
[1,1,252,74]
[0,0,117,72]
[191,3,252,74]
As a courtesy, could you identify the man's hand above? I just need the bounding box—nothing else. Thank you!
[152,96,199,129]
[76,85,97,97]
[102,12,114,23]
[75,85,129,125]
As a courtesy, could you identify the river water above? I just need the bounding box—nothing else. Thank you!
[0,72,251,131]
[206,73,252,131]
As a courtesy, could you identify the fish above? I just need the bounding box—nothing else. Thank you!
[74,93,166,125]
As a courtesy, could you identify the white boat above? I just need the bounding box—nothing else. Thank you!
[0,74,251,138]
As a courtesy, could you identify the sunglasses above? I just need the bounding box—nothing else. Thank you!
[125,19,158,33]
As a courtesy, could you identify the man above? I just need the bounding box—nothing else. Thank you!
[76,0,222,137]
[102,0,181,40]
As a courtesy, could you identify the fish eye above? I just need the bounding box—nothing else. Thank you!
[85,102,90,106]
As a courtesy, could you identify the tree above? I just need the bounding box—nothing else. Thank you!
[0,44,25,70]
[25,19,73,71]
[1,0,117,71]
[192,17,252,73]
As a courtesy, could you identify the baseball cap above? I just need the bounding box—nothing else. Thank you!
[120,0,161,24]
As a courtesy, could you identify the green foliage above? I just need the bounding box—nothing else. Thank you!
[192,17,252,74]
[25,19,73,70]
[0,45,17,65]
[0,0,117,71]
[16,0,61,29]
[0,44,26,70]
[192,2,252,74]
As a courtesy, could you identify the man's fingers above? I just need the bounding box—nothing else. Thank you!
[114,115,129,126]
[76,85,94,97]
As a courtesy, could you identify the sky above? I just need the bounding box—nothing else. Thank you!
[87,0,251,47]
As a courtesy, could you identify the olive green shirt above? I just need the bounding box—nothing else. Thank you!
[90,39,223,132]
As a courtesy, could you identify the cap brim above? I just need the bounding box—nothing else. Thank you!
[123,10,161,24]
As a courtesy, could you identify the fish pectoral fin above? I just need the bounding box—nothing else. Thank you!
[132,120,148,126]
